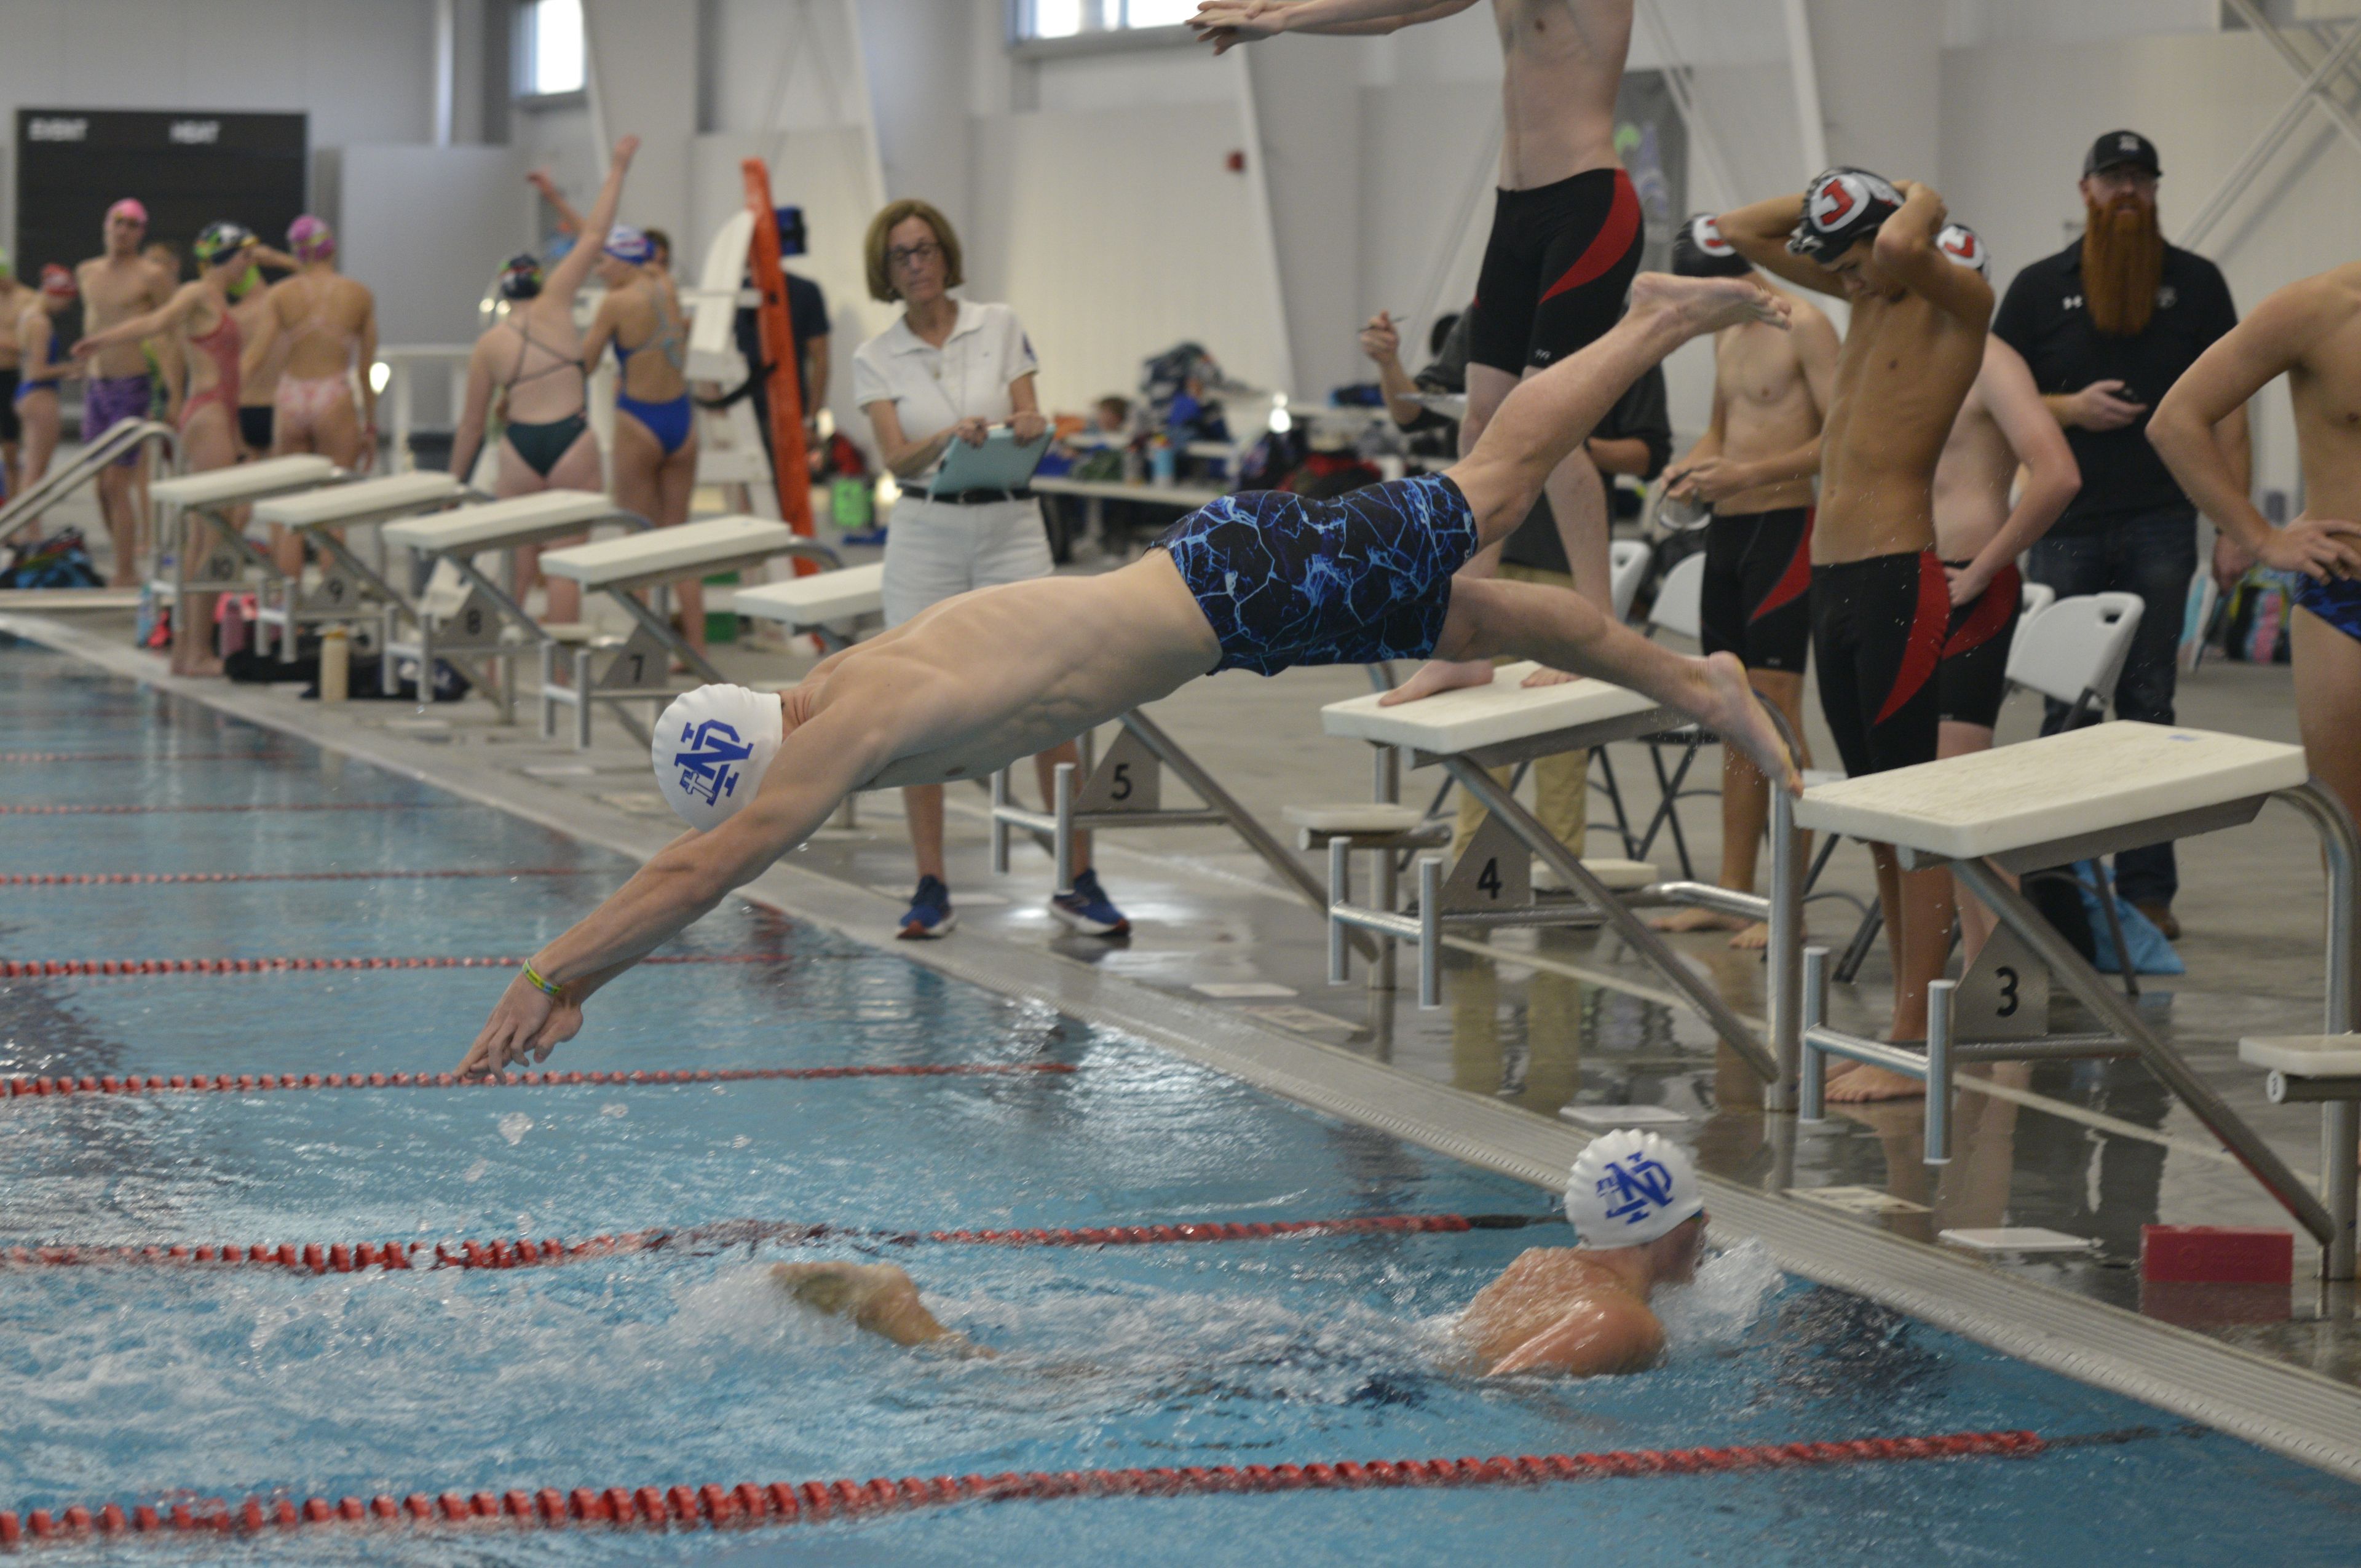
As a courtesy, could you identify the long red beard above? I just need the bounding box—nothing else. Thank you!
[2082,196,2163,337]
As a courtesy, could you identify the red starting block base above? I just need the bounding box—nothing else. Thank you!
[2139,1224,2293,1285]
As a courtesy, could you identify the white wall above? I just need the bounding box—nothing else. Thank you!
[968,101,1290,410]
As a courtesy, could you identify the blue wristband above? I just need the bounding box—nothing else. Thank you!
[520,961,563,997]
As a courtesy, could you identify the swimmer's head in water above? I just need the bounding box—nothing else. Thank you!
[1671,213,1751,280]
[604,224,656,267]
[653,683,785,833]
[193,221,257,270]
[39,264,76,301]
[288,215,336,262]
[499,254,545,301]
[1936,222,1988,278]
[1788,167,1902,269]
[1566,1129,1705,1253]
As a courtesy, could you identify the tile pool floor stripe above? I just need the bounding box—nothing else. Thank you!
[0,1428,2074,1545]
[0,954,775,977]
[0,801,468,815]
[0,1210,1555,1275]
[0,751,298,763]
[12,612,2361,1483]
[0,868,602,887]
[2,1063,1075,1099]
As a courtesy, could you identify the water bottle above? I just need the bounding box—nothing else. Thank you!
[1150,440,1176,488]
[320,627,350,703]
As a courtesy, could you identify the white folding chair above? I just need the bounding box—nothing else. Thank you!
[1610,538,1652,624]
[2005,590,2143,728]
[1626,549,1713,876]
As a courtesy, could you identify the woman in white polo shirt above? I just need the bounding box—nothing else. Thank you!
[852,198,1128,943]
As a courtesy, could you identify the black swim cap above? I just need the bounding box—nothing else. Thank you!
[1671,213,1751,279]
[499,253,544,301]
[1789,167,1902,264]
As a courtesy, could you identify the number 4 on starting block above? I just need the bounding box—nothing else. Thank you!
[1440,812,1533,913]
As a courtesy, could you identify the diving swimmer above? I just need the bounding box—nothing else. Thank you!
[771,1129,1708,1379]
[456,271,1798,1079]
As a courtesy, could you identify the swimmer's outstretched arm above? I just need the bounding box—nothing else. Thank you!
[1191,0,1477,50]
[772,1262,996,1358]
[457,705,890,1076]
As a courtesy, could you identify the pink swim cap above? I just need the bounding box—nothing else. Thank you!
[288,215,335,261]
[106,198,148,226]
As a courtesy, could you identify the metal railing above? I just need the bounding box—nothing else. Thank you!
[0,421,178,550]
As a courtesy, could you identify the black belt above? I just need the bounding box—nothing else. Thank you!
[923,487,1032,506]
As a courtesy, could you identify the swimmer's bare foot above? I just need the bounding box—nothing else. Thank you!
[1825,1063,1925,1103]
[771,1261,989,1355]
[1689,654,1801,795]
[1728,920,1773,951]
[1380,657,1495,707]
[1650,906,1746,935]
[1627,271,1792,338]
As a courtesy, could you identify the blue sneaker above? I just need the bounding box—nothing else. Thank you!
[897,875,957,940]
[1050,869,1130,938]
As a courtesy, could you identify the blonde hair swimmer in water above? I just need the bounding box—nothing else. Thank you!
[769,1128,1707,1377]
[456,271,1801,1082]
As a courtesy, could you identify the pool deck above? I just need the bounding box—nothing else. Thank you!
[8,601,2361,1482]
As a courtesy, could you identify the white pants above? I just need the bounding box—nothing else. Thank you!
[881,495,1056,627]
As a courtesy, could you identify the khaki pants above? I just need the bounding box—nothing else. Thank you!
[1449,561,1589,862]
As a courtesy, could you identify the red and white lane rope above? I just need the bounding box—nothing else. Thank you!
[0,868,599,887]
[0,954,772,978]
[2,1063,1074,1100]
[0,1430,2065,1547]
[0,1209,1541,1277]
[0,802,467,815]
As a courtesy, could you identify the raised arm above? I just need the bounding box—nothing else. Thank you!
[1873,181,1992,329]
[458,701,888,1075]
[2150,277,2361,583]
[71,281,202,356]
[1191,0,1478,50]
[543,136,640,304]
[1717,194,1841,299]
[1953,337,2079,606]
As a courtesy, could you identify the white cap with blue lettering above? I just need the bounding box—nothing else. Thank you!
[1565,1129,1705,1248]
[652,683,783,832]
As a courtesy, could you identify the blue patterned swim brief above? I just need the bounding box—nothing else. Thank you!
[1158,473,1480,677]
[2295,571,2361,645]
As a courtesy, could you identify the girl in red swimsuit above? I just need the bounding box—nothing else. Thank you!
[74,221,259,675]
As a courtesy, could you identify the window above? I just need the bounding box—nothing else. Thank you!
[1013,0,1195,40]
[518,0,586,98]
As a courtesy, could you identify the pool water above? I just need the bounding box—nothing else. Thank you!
[3,636,2359,1565]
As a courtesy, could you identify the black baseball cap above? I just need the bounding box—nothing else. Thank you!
[2085,130,2161,178]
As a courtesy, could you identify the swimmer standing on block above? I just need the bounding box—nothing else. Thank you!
[1717,171,1990,1102]
[457,273,1798,1078]
[772,1130,1708,1379]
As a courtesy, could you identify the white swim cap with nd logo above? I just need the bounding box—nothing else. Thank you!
[1565,1130,1705,1248]
[652,684,783,832]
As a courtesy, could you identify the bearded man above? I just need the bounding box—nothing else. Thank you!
[1991,130,2245,941]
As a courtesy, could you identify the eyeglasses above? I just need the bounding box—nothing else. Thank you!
[885,240,943,272]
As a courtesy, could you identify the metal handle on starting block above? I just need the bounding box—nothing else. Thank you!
[1327,837,1351,986]
[1417,855,1442,1009]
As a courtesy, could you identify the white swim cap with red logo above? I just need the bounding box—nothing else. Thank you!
[1936,222,1989,277]
[1789,167,1902,263]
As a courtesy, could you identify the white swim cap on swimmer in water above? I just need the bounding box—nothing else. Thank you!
[652,684,783,832]
[1565,1130,1704,1248]
[1936,222,1989,277]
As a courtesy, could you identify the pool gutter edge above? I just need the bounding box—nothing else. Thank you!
[12,612,2361,1483]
